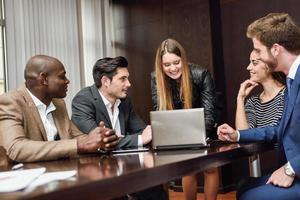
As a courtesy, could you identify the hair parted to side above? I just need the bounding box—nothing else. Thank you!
[247,13,300,54]
[155,38,192,110]
[93,56,128,88]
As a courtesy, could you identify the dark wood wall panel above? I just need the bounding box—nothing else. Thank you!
[163,0,213,70]
[221,0,300,125]
[112,0,213,123]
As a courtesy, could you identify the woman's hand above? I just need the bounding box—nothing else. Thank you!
[237,79,258,101]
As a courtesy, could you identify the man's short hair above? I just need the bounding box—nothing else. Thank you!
[247,13,300,54]
[93,56,128,88]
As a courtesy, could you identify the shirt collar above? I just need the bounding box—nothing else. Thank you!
[287,54,300,80]
[26,89,56,113]
[99,91,121,108]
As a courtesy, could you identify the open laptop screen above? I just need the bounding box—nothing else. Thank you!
[150,108,207,150]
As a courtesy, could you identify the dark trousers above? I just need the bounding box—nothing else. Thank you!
[237,174,300,200]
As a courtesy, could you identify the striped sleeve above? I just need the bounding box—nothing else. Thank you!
[245,96,257,128]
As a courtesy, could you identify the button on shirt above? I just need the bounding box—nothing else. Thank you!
[27,89,58,141]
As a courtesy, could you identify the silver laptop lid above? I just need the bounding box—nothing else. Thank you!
[150,108,207,149]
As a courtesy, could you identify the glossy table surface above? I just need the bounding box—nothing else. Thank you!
[0,141,273,200]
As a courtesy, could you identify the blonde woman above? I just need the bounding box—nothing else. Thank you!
[151,38,218,200]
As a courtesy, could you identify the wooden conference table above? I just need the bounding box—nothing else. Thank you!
[0,141,273,200]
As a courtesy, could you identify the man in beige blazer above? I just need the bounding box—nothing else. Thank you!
[0,55,118,162]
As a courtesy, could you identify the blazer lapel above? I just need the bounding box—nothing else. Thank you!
[18,87,48,141]
[51,102,65,139]
[91,85,112,128]
[282,67,300,132]
[118,104,126,135]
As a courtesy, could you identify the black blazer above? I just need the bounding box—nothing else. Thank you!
[151,63,217,138]
[71,84,146,148]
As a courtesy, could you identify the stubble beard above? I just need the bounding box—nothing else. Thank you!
[262,51,278,72]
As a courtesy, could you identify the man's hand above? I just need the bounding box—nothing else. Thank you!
[266,166,295,187]
[237,79,258,101]
[217,123,238,142]
[77,121,118,153]
[141,125,152,145]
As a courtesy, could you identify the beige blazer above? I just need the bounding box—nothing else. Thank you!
[0,87,84,162]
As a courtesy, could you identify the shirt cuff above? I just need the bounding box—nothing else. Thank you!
[287,161,296,174]
[138,135,143,147]
[236,130,240,141]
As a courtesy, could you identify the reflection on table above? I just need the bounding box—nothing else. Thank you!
[0,141,272,200]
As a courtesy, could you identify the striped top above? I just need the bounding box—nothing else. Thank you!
[245,88,285,128]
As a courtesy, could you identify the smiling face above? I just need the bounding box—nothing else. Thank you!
[161,52,182,80]
[103,67,131,101]
[247,51,271,83]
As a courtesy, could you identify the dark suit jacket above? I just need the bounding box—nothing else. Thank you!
[240,64,300,187]
[71,84,146,148]
[0,87,84,162]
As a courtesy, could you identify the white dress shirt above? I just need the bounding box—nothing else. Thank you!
[99,91,143,146]
[27,89,58,141]
[287,54,300,79]
[99,91,122,136]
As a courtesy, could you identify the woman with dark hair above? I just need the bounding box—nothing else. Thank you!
[235,51,286,177]
[236,51,285,130]
[151,38,219,200]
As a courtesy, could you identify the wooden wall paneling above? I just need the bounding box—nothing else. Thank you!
[209,0,227,123]
[112,0,165,123]
[163,0,213,72]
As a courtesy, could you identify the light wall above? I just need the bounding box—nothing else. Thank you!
[4,0,113,112]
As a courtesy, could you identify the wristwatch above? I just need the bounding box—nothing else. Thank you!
[284,163,296,177]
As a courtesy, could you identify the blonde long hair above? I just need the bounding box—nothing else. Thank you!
[155,39,192,110]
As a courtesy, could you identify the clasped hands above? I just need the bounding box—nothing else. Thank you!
[77,121,119,153]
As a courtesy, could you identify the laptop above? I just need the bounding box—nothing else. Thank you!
[150,108,207,150]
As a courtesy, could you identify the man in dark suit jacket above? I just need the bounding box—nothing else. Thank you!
[72,56,152,149]
[217,13,300,200]
[72,57,167,200]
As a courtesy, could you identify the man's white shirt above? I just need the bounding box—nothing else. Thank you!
[99,91,142,146]
[27,89,57,141]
